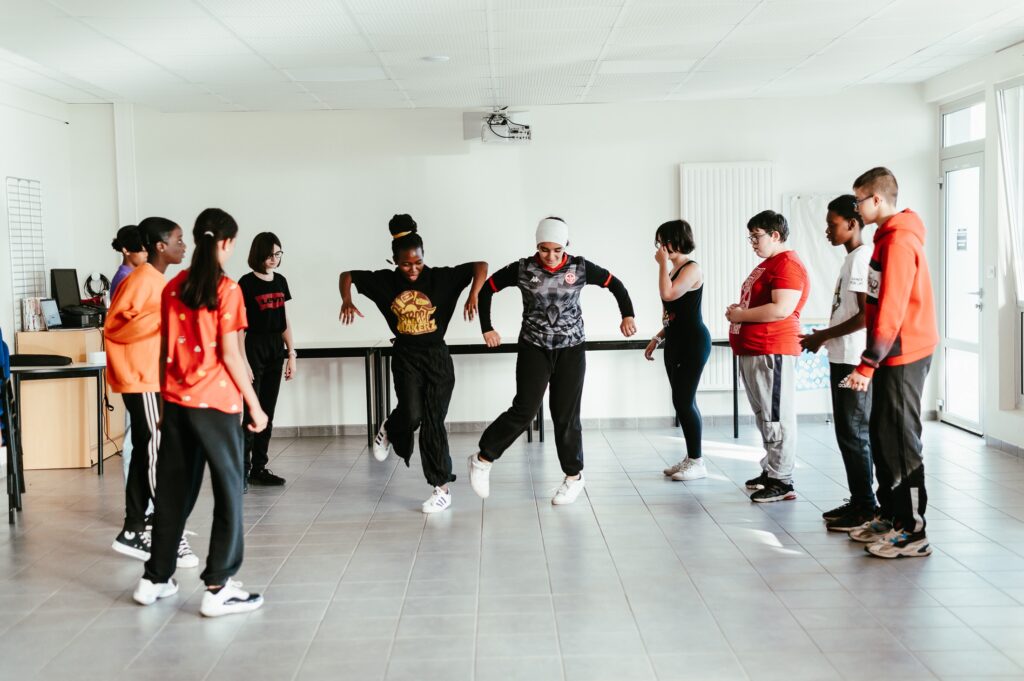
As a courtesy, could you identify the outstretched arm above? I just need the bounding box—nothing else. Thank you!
[338,271,364,325]
[478,262,520,341]
[463,261,489,321]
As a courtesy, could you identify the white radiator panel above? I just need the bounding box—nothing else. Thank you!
[679,162,774,390]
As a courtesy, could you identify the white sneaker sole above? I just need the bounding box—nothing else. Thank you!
[372,444,389,462]
[865,540,932,559]
[670,469,707,481]
[112,540,150,562]
[421,501,451,514]
[133,580,179,606]
[200,595,264,617]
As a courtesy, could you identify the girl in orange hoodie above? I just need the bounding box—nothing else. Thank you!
[104,217,190,564]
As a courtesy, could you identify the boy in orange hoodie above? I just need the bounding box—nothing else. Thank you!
[844,167,938,558]
[104,217,193,565]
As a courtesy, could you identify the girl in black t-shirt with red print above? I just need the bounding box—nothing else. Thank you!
[239,232,295,489]
[339,215,487,513]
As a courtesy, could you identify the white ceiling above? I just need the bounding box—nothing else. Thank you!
[0,0,1022,112]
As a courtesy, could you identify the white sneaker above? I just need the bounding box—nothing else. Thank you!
[552,475,585,505]
[670,458,707,481]
[177,531,199,569]
[663,459,687,476]
[421,487,452,514]
[372,422,391,462]
[468,453,491,499]
[200,579,263,617]
[133,577,178,606]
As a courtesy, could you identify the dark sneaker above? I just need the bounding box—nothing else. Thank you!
[822,499,853,521]
[112,529,151,561]
[826,506,876,533]
[200,579,264,617]
[865,530,932,558]
[745,471,769,490]
[249,468,285,486]
[750,479,797,503]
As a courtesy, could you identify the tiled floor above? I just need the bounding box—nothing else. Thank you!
[3,421,1024,680]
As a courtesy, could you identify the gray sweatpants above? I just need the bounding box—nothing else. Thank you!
[738,354,797,485]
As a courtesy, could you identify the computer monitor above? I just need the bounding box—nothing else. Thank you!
[51,269,81,310]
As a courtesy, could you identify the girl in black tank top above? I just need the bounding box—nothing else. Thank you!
[645,220,711,480]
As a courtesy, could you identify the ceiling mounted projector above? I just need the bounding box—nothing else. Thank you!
[463,108,531,144]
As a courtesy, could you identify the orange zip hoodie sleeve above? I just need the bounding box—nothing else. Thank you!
[857,241,916,377]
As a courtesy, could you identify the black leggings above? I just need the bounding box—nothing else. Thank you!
[386,344,456,488]
[663,329,710,459]
[243,332,284,474]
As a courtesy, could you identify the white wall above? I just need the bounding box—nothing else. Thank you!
[926,44,1024,449]
[116,86,937,429]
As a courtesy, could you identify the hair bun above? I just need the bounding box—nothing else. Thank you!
[388,214,417,237]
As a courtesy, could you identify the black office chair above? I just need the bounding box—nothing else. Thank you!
[1,377,24,524]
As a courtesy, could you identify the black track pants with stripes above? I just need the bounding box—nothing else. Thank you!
[121,392,161,532]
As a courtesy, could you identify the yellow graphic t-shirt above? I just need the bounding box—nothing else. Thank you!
[390,290,438,335]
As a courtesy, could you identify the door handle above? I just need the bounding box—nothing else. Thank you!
[966,290,983,296]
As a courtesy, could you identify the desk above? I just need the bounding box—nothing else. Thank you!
[11,363,107,476]
[375,338,739,440]
[294,342,379,448]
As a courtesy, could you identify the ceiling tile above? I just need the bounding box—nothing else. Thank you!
[355,11,487,35]
[491,8,621,32]
[49,0,208,18]
[622,3,753,28]
[244,35,372,53]
[200,0,348,15]
[490,29,608,50]
[219,14,359,38]
[348,0,485,10]
[284,65,389,81]
[611,25,733,47]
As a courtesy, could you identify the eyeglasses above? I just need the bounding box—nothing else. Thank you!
[269,251,284,260]
[853,195,873,211]
[747,232,769,245]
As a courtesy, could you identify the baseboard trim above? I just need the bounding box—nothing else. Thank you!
[985,435,1024,459]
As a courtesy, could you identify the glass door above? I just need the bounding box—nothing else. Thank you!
[941,153,984,433]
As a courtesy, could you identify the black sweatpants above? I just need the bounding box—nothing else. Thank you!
[386,343,456,488]
[869,355,931,533]
[121,392,161,532]
[664,329,711,459]
[479,342,586,476]
[144,402,245,587]
[243,332,284,474]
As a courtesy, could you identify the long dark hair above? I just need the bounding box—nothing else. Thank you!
[111,225,144,253]
[389,214,423,261]
[137,217,179,261]
[180,208,239,311]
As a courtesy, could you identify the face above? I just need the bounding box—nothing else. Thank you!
[263,244,283,272]
[124,249,148,267]
[536,242,565,268]
[825,210,854,246]
[853,188,880,224]
[747,229,781,259]
[396,247,425,282]
[160,227,187,265]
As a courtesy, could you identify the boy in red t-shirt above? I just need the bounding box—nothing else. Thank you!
[844,167,937,559]
[727,210,809,502]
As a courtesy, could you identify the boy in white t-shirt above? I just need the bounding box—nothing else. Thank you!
[800,195,875,531]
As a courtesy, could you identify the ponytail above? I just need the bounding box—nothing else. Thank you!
[111,225,144,253]
[388,213,423,261]
[137,217,178,260]
[180,208,239,311]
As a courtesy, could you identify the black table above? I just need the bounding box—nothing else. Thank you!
[10,363,107,480]
[294,342,380,447]
[375,338,739,440]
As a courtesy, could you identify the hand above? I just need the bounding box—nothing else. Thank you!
[799,330,825,354]
[620,316,637,337]
[340,300,363,325]
[483,330,501,348]
[284,356,296,381]
[644,339,658,361]
[725,304,743,323]
[842,371,872,392]
[247,406,269,432]
[654,245,671,267]
[245,362,254,384]
[463,293,478,321]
